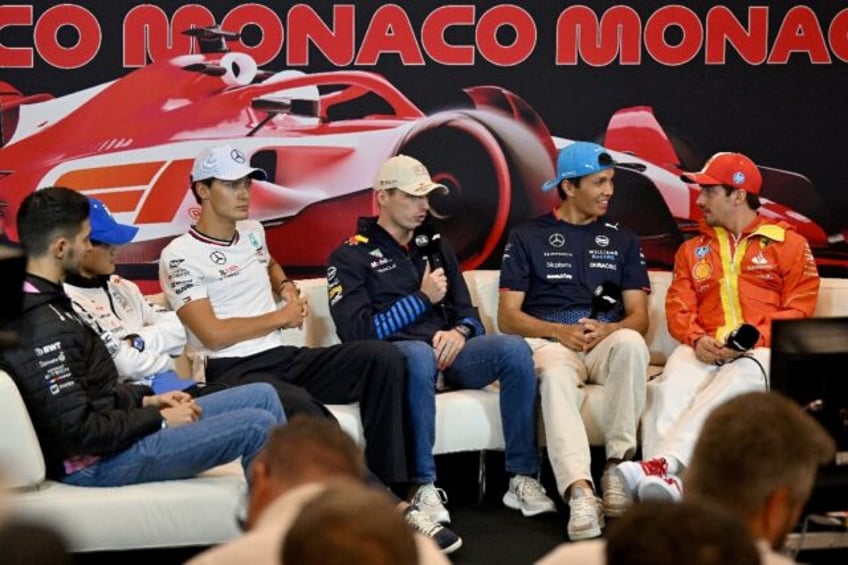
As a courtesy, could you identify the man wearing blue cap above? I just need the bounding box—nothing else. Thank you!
[64,197,195,394]
[497,141,651,540]
[1,186,284,487]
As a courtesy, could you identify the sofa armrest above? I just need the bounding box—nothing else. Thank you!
[0,370,46,489]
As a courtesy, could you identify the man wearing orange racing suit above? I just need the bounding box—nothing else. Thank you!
[615,152,820,505]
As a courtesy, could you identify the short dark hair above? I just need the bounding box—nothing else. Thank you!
[606,500,759,565]
[190,179,211,205]
[16,187,89,256]
[718,184,761,210]
[261,415,366,484]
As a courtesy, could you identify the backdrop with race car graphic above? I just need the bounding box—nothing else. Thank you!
[2,0,847,279]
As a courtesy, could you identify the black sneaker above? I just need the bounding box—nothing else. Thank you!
[403,504,463,554]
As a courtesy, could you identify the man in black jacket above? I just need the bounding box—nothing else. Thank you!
[0,187,284,486]
[327,155,554,526]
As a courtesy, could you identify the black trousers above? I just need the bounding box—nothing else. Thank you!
[205,341,410,485]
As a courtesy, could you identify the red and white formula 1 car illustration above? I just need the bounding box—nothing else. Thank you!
[0,27,557,278]
[593,105,848,276]
[2,27,845,279]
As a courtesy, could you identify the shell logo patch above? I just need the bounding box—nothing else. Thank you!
[692,260,712,281]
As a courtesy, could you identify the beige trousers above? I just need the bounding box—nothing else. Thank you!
[528,329,649,497]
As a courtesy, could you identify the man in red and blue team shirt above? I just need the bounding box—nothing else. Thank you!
[327,155,555,534]
[498,141,651,540]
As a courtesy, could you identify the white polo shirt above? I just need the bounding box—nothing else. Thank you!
[160,220,283,359]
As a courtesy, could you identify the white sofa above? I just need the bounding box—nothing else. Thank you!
[298,270,848,446]
[3,270,848,552]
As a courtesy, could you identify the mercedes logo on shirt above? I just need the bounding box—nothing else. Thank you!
[548,233,565,248]
[209,251,227,265]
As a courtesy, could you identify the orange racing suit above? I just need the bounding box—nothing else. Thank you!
[666,216,819,349]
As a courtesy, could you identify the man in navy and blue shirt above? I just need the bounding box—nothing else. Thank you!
[328,155,555,531]
[498,142,651,541]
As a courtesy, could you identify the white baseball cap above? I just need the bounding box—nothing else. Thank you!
[373,155,448,196]
[191,144,267,183]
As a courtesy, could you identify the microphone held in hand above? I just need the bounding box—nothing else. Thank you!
[725,323,760,352]
[414,223,444,271]
[589,282,622,320]
[414,222,448,320]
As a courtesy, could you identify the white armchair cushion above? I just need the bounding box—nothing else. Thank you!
[0,370,46,488]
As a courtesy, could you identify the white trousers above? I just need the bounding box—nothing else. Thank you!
[529,329,649,497]
[641,345,771,467]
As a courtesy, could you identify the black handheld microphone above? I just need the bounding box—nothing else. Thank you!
[414,223,444,271]
[588,282,622,320]
[725,323,760,352]
[414,223,448,320]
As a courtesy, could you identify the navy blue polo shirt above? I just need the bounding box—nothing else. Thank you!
[500,212,650,324]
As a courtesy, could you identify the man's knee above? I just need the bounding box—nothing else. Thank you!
[355,340,407,372]
[538,366,582,399]
[608,328,649,361]
[393,340,437,384]
[488,334,534,371]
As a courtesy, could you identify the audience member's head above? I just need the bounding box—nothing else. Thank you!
[246,416,365,529]
[16,187,89,259]
[0,521,73,565]
[282,480,418,565]
[606,500,759,565]
[686,391,835,549]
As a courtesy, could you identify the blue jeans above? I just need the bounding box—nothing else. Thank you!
[394,334,540,483]
[62,383,284,487]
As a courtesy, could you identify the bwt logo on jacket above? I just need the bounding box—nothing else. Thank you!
[35,341,62,357]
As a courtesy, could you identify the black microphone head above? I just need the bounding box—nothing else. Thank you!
[413,234,429,249]
[589,282,622,319]
[592,282,621,311]
[726,323,760,351]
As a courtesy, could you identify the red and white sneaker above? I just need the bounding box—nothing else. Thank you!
[638,475,683,502]
[614,457,674,500]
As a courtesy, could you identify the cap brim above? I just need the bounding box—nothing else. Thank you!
[398,182,449,196]
[194,167,267,183]
[91,223,139,246]
[680,172,722,186]
[541,178,560,192]
[215,166,267,182]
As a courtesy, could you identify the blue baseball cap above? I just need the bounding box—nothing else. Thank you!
[542,142,616,192]
[88,197,139,245]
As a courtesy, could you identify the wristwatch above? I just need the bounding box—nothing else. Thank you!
[126,334,145,352]
[454,324,473,341]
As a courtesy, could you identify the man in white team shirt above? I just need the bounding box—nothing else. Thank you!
[159,145,411,487]
[65,197,193,394]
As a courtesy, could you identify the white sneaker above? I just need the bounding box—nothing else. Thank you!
[411,483,451,524]
[638,475,683,502]
[502,475,557,517]
[567,488,605,540]
[601,467,630,517]
[614,457,674,500]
